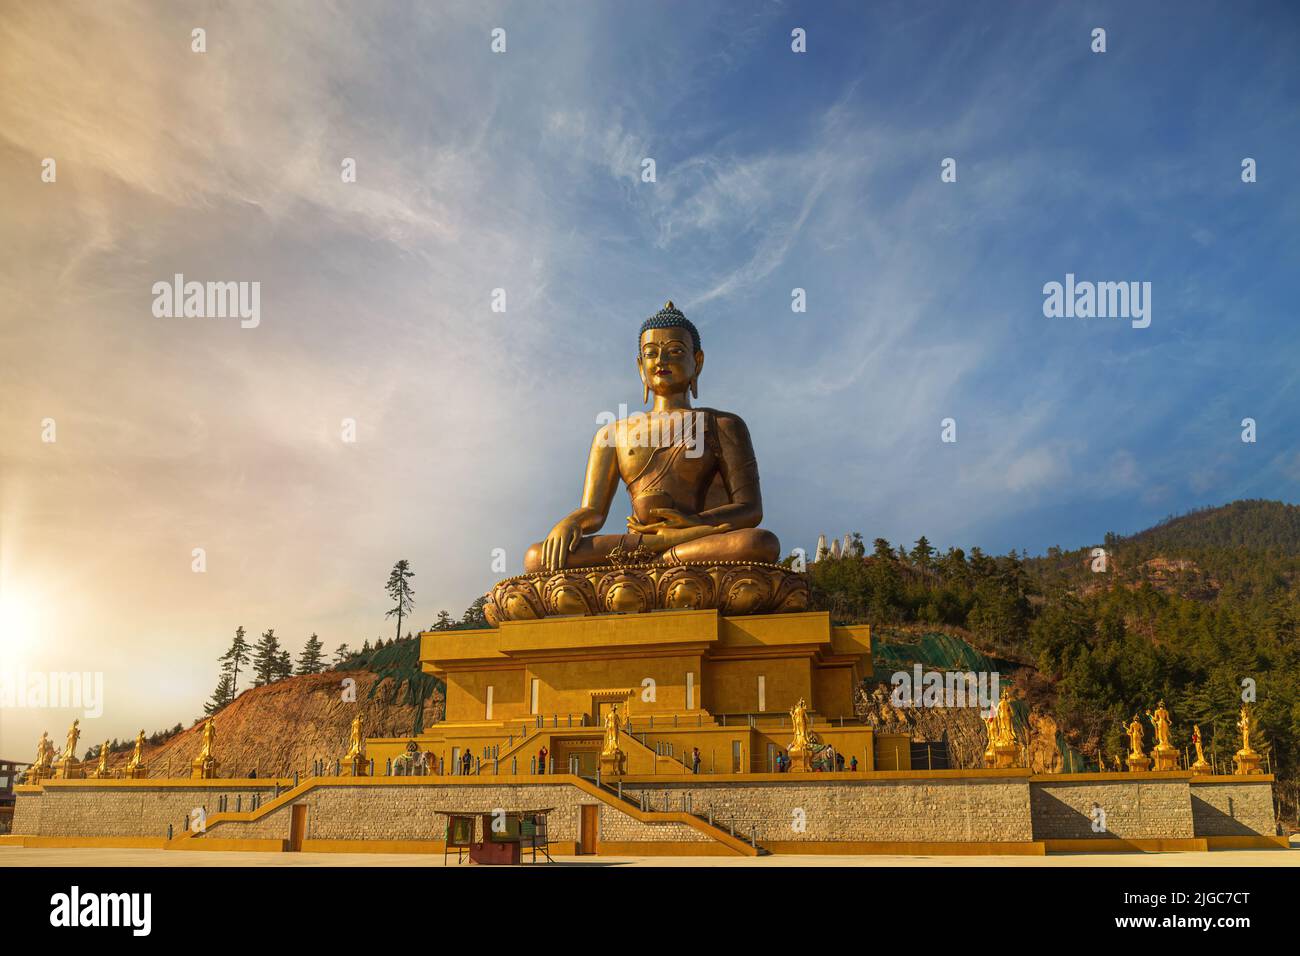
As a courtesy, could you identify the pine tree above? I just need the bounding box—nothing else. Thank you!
[219,626,252,698]
[333,643,352,664]
[251,628,282,686]
[205,672,234,714]
[460,596,488,629]
[433,610,453,630]
[275,649,293,680]
[296,633,325,675]
[384,559,416,644]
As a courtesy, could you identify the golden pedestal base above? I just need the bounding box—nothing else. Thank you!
[1233,749,1262,775]
[1126,753,1153,772]
[191,757,219,779]
[599,750,626,776]
[484,562,809,623]
[25,767,53,785]
[787,744,813,773]
[1190,758,1212,775]
[345,754,369,777]
[992,741,1020,770]
[54,758,85,780]
[1151,746,1179,772]
[125,766,149,779]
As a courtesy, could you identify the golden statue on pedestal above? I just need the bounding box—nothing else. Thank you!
[988,688,1021,768]
[485,303,808,622]
[55,718,85,779]
[1123,714,1152,771]
[1145,700,1178,771]
[982,710,998,768]
[191,717,219,779]
[1190,724,1211,774]
[25,731,55,783]
[598,704,627,775]
[787,697,815,772]
[344,713,369,776]
[90,740,111,778]
[125,729,148,778]
[1233,704,1262,775]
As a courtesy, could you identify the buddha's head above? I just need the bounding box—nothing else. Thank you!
[638,301,703,403]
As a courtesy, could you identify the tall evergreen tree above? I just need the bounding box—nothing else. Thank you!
[385,559,416,643]
[275,649,293,680]
[333,643,352,664]
[219,625,252,697]
[433,610,453,630]
[205,672,234,714]
[296,633,326,675]
[251,628,282,686]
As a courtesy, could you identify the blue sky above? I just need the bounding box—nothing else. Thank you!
[1,1,1298,745]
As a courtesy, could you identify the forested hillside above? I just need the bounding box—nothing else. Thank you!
[801,500,1300,824]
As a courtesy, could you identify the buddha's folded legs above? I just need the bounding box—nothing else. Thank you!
[523,527,780,573]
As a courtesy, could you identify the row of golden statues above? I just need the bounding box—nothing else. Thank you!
[1119,702,1262,775]
[22,713,370,784]
[979,696,1264,775]
[25,717,221,782]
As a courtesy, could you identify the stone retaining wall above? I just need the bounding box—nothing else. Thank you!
[200,782,709,844]
[12,784,280,838]
[620,775,1034,843]
[1030,776,1194,839]
[1189,781,1276,836]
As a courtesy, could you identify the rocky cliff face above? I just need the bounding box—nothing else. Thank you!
[97,668,444,779]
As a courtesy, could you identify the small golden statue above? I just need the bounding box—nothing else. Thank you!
[1123,714,1152,772]
[1233,704,1262,775]
[485,303,809,622]
[344,713,368,776]
[1190,724,1211,774]
[190,717,220,779]
[125,729,148,779]
[1146,700,1178,771]
[982,710,998,768]
[598,704,627,776]
[25,730,55,783]
[90,740,112,779]
[54,718,85,779]
[989,688,1021,769]
[787,697,814,773]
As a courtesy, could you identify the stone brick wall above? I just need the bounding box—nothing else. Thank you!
[620,776,1034,843]
[1189,781,1276,836]
[1030,777,1194,839]
[12,784,280,838]
[200,782,710,844]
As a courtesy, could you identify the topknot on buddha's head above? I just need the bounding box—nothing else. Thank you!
[639,300,701,353]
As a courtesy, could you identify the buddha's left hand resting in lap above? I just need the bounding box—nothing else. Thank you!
[524,302,781,573]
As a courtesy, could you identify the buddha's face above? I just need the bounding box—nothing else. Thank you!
[638,326,703,397]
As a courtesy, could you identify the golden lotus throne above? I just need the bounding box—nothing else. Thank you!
[485,302,807,623]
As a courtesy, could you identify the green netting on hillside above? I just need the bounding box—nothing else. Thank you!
[334,637,444,736]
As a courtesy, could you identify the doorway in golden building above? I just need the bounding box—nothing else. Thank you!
[579,804,599,854]
[288,803,307,852]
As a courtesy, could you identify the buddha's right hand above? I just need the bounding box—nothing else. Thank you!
[542,517,585,571]
[644,522,732,553]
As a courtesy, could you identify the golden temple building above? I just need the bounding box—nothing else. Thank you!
[367,609,885,776]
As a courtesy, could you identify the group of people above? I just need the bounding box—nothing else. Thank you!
[771,749,858,773]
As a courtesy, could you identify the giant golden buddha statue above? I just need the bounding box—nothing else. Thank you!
[485,302,806,623]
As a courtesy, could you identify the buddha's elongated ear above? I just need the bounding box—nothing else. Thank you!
[690,350,704,399]
[637,354,650,405]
